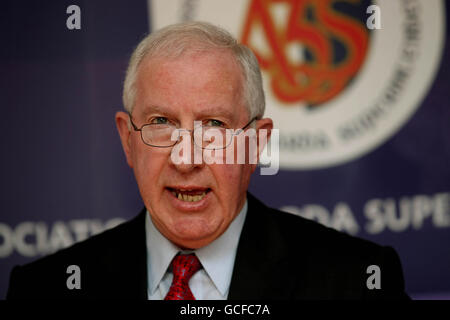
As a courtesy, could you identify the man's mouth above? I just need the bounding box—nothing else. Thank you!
[167,187,211,202]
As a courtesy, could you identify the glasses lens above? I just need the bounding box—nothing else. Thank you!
[141,124,176,147]
[196,127,232,150]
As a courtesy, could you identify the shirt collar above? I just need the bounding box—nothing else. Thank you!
[145,213,179,296]
[145,199,248,297]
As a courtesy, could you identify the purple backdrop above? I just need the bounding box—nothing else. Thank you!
[0,0,448,299]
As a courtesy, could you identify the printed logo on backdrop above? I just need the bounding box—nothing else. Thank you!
[149,0,445,169]
[0,218,125,258]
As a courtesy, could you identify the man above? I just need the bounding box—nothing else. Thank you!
[7,22,409,299]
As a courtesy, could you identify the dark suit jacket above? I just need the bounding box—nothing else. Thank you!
[7,193,409,299]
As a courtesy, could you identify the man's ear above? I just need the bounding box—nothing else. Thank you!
[115,111,134,168]
[256,118,273,156]
[249,118,273,173]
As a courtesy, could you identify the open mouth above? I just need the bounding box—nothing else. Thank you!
[167,187,211,202]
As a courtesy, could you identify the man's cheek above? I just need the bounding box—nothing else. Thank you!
[218,165,243,189]
[134,155,159,185]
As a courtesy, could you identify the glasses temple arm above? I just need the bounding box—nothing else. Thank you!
[128,113,141,131]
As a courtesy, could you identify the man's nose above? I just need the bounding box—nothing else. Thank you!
[169,130,204,172]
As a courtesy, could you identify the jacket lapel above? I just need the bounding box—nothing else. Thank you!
[99,208,148,299]
[228,193,300,299]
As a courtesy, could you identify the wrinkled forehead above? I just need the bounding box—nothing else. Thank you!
[134,49,248,120]
[138,45,245,82]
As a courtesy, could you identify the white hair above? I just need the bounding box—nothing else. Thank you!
[122,21,265,120]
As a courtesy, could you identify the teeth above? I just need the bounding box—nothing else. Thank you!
[172,190,207,202]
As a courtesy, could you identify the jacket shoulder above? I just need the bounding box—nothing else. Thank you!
[7,211,145,299]
[249,193,382,256]
[247,194,408,299]
[269,205,381,254]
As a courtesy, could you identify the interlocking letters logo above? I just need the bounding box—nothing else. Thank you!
[241,0,369,106]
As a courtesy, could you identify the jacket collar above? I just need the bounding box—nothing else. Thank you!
[101,208,148,299]
[227,193,300,299]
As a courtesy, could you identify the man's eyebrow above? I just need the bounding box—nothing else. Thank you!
[196,106,235,120]
[141,105,169,115]
[138,105,178,120]
[139,104,238,122]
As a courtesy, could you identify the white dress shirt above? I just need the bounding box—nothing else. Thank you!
[146,200,247,300]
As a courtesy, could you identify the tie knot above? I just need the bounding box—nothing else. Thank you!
[171,253,202,283]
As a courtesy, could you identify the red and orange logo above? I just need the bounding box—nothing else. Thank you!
[241,0,370,106]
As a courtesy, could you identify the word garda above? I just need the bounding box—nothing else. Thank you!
[282,192,450,235]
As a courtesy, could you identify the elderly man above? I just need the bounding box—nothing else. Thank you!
[7,22,408,300]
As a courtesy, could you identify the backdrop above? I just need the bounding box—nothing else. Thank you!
[0,0,448,299]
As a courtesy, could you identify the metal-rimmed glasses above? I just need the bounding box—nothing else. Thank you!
[128,113,257,150]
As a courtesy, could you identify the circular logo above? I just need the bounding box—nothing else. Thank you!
[150,0,445,169]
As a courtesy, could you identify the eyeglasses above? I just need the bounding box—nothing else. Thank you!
[128,113,257,150]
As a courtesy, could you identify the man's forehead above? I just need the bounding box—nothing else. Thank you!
[139,49,244,84]
[135,50,247,121]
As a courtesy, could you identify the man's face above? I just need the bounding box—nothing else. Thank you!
[116,49,271,249]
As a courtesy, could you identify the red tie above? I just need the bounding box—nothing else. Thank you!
[164,254,202,300]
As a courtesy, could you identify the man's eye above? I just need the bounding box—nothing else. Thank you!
[205,119,225,127]
[151,117,169,125]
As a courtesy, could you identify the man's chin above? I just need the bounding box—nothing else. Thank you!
[169,221,222,249]
[170,234,216,250]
